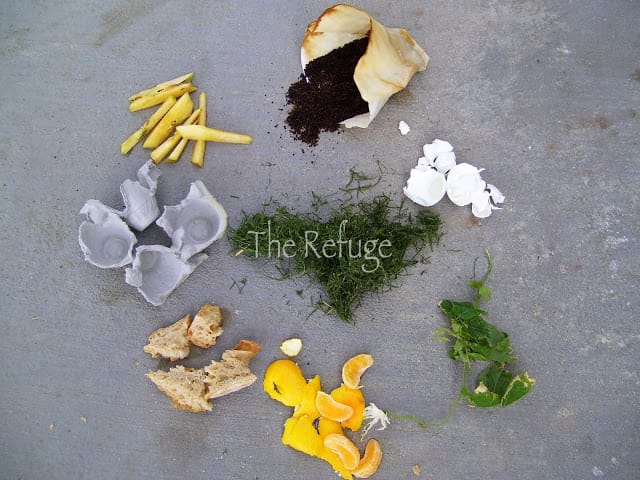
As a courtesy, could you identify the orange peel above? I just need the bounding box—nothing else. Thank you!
[293,375,322,419]
[281,414,323,457]
[263,359,307,407]
[330,385,365,431]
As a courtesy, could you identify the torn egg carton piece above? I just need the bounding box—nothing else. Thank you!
[124,181,228,306]
[119,160,162,231]
[156,180,228,260]
[124,245,208,306]
[78,199,137,268]
[79,162,227,305]
[78,160,161,269]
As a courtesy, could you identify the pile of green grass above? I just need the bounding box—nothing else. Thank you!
[229,195,441,323]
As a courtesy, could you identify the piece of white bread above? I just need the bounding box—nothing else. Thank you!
[147,340,261,412]
[187,304,224,348]
[143,314,192,361]
[146,365,212,412]
[204,340,262,399]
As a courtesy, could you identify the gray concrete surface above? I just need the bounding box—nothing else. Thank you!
[1,1,638,479]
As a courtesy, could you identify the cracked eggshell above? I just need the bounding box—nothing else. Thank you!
[125,245,208,306]
[403,167,447,207]
[119,160,162,231]
[487,183,505,205]
[471,190,493,218]
[78,199,137,268]
[156,181,227,260]
[301,4,429,128]
[433,151,457,174]
[446,163,487,207]
[423,139,453,162]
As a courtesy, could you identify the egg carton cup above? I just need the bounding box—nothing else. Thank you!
[78,162,227,306]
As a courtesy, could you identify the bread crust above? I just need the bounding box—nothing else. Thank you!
[187,304,224,348]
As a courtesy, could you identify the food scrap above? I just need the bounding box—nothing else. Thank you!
[360,404,390,440]
[122,72,252,166]
[436,255,537,408]
[128,72,196,111]
[230,195,441,323]
[187,303,224,349]
[286,4,429,145]
[279,337,303,357]
[146,339,261,413]
[398,121,411,135]
[143,303,224,361]
[143,313,192,361]
[404,139,505,218]
[264,352,385,479]
[287,37,369,146]
[342,353,373,389]
[390,251,535,429]
[176,124,253,145]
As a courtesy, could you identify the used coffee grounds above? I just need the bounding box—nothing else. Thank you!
[285,37,370,146]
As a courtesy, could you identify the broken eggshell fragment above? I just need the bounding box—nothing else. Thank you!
[119,160,162,231]
[125,245,208,306]
[301,4,429,128]
[78,199,137,268]
[403,166,447,207]
[156,181,228,260]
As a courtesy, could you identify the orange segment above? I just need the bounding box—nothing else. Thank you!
[263,359,307,407]
[323,433,361,471]
[330,385,365,431]
[351,439,383,478]
[342,354,374,389]
[317,418,354,480]
[316,391,354,422]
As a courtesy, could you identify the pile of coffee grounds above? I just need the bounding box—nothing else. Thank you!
[285,37,370,146]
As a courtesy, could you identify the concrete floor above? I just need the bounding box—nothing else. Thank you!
[1,1,638,479]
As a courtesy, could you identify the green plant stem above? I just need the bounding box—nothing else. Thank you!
[388,363,469,428]
[472,248,492,306]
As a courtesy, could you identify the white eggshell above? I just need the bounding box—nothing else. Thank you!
[446,163,486,206]
[403,167,447,207]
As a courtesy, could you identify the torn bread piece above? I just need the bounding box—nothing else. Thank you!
[187,303,224,348]
[224,339,262,365]
[204,340,262,400]
[147,340,262,412]
[143,314,192,361]
[146,365,211,412]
